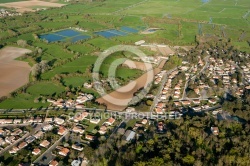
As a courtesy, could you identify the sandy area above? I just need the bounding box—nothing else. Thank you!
[96,59,167,111]
[149,45,175,56]
[0,0,66,13]
[122,60,150,71]
[0,47,31,97]
[157,45,175,55]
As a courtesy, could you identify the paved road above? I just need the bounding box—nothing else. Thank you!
[149,67,178,113]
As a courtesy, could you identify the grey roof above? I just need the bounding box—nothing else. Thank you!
[123,130,135,141]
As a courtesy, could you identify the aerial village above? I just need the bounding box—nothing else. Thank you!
[0,41,249,165]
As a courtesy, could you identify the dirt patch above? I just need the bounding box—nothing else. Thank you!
[122,60,150,71]
[157,45,175,55]
[0,0,66,13]
[0,47,31,97]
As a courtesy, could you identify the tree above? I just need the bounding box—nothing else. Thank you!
[182,155,195,165]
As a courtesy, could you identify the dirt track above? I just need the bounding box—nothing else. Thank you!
[0,0,65,13]
[0,47,31,97]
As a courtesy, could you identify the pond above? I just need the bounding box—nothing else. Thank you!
[95,29,128,38]
[39,29,91,43]
[39,34,65,42]
[54,29,81,37]
[120,26,139,33]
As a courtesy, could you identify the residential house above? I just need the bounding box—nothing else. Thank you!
[0,129,5,136]
[90,118,100,124]
[33,131,44,139]
[9,146,19,154]
[181,100,191,106]
[174,101,181,107]
[3,119,13,124]
[141,119,148,125]
[58,126,67,136]
[71,159,81,166]
[192,99,200,105]
[18,142,27,149]
[11,129,23,136]
[72,126,84,134]
[54,118,65,125]
[123,130,136,141]
[105,117,115,126]
[5,136,15,144]
[211,127,219,135]
[49,160,59,166]
[157,122,165,132]
[72,144,83,151]
[85,135,95,141]
[155,107,164,114]
[0,138,6,146]
[192,107,202,112]
[208,99,217,105]
[73,111,89,122]
[40,140,50,148]
[44,118,53,123]
[43,124,53,131]
[25,136,35,144]
[98,125,107,135]
[32,148,41,155]
[13,119,22,124]
[59,147,70,156]
[125,107,135,112]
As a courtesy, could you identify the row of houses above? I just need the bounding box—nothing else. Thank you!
[154,70,179,114]
[0,118,42,124]
[0,128,27,148]
[0,9,21,18]
[240,62,250,84]
[47,93,94,109]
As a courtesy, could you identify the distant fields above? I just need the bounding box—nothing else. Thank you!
[0,0,249,109]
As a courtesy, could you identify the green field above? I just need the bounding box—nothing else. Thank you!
[0,0,249,109]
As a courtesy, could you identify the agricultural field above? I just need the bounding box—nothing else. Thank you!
[0,0,66,12]
[0,47,31,98]
[0,0,249,109]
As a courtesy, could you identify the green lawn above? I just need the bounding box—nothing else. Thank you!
[26,82,65,96]
[0,93,49,109]
[41,55,97,79]
[63,76,91,87]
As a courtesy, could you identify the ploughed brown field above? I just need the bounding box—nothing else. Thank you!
[0,47,31,97]
[0,0,66,13]
[97,59,167,111]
